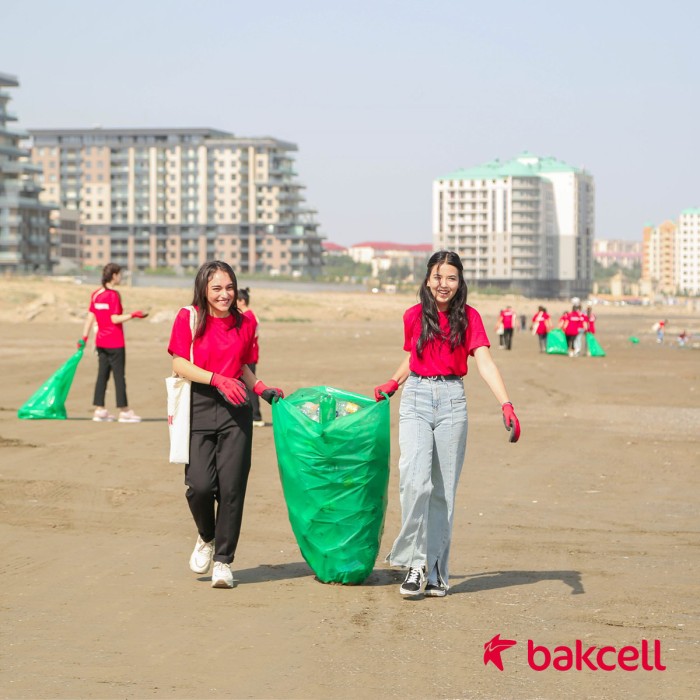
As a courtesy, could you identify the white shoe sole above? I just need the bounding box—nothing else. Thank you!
[211,577,234,589]
[118,418,142,423]
[424,587,447,597]
[189,559,212,574]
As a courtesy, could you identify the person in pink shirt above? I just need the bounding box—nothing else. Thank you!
[79,262,148,423]
[498,305,517,350]
[559,304,588,357]
[373,251,520,598]
[531,306,552,353]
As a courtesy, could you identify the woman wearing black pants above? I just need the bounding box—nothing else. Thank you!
[168,261,284,588]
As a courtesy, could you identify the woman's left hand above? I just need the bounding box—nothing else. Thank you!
[502,402,521,443]
[254,380,284,404]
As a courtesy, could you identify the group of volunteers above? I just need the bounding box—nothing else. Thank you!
[493,302,598,357]
[80,253,521,595]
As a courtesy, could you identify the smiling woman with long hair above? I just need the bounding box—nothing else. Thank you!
[374,251,521,598]
[167,261,284,589]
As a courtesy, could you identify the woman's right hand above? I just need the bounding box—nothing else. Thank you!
[210,373,248,405]
[374,379,399,401]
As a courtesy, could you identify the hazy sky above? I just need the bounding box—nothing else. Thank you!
[3,0,698,246]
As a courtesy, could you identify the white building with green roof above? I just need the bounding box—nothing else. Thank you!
[433,152,594,297]
[677,209,700,295]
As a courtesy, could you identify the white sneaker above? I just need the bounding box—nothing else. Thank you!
[189,535,214,574]
[252,420,266,428]
[118,409,141,423]
[211,561,234,588]
[93,408,115,422]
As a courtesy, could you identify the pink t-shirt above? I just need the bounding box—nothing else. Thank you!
[168,306,255,378]
[531,311,550,335]
[500,309,516,329]
[89,287,125,348]
[403,303,490,377]
[562,311,587,336]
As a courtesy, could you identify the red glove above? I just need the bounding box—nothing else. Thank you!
[374,379,399,401]
[131,310,148,319]
[210,373,248,406]
[253,380,284,404]
[77,336,88,349]
[502,402,521,443]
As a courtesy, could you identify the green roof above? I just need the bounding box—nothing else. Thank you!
[437,151,582,181]
[681,208,700,215]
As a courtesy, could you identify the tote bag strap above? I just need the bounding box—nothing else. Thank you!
[184,305,196,362]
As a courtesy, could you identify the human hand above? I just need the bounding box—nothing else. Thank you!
[374,379,399,402]
[253,380,284,404]
[210,373,248,406]
[502,402,520,443]
[77,336,88,349]
[130,310,148,319]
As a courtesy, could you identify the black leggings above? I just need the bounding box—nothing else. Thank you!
[93,346,127,408]
[185,384,253,564]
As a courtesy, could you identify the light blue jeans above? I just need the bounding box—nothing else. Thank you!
[388,374,468,589]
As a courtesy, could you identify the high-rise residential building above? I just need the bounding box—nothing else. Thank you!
[433,152,594,297]
[0,72,55,272]
[29,128,323,276]
[593,239,642,270]
[677,209,700,295]
[642,221,676,294]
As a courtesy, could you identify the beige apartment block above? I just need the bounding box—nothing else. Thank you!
[642,221,676,295]
[30,128,323,276]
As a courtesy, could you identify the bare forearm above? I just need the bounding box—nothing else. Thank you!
[81,312,95,338]
[391,355,411,385]
[474,346,511,405]
[172,356,215,385]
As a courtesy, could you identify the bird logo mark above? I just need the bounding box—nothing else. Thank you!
[484,634,518,671]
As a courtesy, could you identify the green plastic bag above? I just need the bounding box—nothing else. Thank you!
[271,385,391,584]
[546,329,568,355]
[586,332,606,357]
[18,347,84,420]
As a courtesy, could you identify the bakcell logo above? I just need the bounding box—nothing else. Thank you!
[484,636,666,672]
[483,634,517,671]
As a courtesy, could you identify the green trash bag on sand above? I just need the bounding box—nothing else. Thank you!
[271,385,391,584]
[586,332,606,357]
[546,329,568,355]
[18,347,84,420]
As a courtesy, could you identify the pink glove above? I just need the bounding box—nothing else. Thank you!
[374,379,399,401]
[131,310,148,318]
[253,380,284,404]
[502,402,521,443]
[77,336,88,349]
[210,373,248,406]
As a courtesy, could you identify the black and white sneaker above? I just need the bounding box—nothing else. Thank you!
[400,566,426,596]
[424,582,447,597]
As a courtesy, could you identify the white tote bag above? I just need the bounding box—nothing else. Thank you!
[166,306,195,464]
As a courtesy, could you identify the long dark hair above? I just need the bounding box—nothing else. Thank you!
[190,261,241,338]
[417,251,468,356]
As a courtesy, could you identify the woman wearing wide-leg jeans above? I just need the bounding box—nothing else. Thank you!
[374,251,521,598]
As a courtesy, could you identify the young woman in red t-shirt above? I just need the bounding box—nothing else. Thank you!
[79,262,148,423]
[374,251,521,598]
[168,261,284,589]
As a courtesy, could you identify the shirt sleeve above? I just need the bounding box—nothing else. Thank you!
[168,308,194,358]
[240,314,256,366]
[403,306,420,352]
[465,307,490,355]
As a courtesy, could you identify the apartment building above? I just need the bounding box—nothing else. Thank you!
[29,128,323,276]
[593,239,642,270]
[433,152,594,297]
[0,72,55,272]
[349,241,433,279]
[677,209,700,295]
[642,221,677,295]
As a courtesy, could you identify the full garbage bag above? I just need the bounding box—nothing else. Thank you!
[18,347,84,420]
[586,332,606,357]
[546,329,569,355]
[271,385,391,584]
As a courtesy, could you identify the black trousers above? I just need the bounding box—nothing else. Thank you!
[245,363,262,422]
[503,328,514,350]
[93,346,128,408]
[185,384,253,564]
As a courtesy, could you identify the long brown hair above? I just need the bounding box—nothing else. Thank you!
[190,261,242,338]
[417,251,468,356]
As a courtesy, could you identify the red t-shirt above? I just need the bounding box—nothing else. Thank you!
[168,306,256,378]
[562,311,587,336]
[243,309,260,364]
[403,304,490,377]
[89,287,125,348]
[531,311,550,335]
[500,309,516,329]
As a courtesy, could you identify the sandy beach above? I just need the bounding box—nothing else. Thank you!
[1,277,699,699]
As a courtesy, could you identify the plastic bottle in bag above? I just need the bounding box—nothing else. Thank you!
[299,401,320,422]
[318,394,337,424]
[336,400,361,418]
